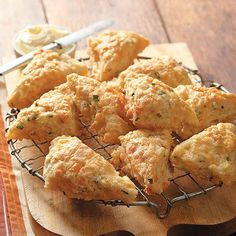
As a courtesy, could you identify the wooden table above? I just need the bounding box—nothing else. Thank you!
[1,0,236,235]
[1,0,236,92]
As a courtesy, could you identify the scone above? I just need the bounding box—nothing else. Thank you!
[111,129,173,194]
[119,56,193,88]
[90,108,133,144]
[124,74,198,130]
[89,82,133,144]
[66,73,101,123]
[90,81,127,118]
[67,74,132,143]
[87,30,149,81]
[174,85,236,139]
[7,50,88,109]
[170,123,236,185]
[43,136,138,203]
[6,84,81,142]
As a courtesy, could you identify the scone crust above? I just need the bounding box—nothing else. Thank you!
[43,136,138,203]
[67,73,101,123]
[7,50,88,109]
[89,82,133,143]
[90,108,133,144]
[170,123,236,185]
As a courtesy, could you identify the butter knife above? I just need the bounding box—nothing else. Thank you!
[0,20,113,76]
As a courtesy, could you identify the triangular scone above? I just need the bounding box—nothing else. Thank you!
[6,84,81,142]
[119,56,193,88]
[89,82,133,143]
[170,123,236,185]
[7,50,88,109]
[90,108,133,144]
[174,85,236,139]
[66,73,101,123]
[43,136,138,203]
[90,81,127,118]
[124,74,198,130]
[111,130,173,194]
[67,74,133,143]
[87,30,149,81]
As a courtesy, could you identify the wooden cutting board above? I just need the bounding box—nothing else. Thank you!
[4,43,236,236]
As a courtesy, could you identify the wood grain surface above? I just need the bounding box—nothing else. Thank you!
[1,0,236,91]
[42,0,168,48]
[1,1,236,235]
[157,0,236,91]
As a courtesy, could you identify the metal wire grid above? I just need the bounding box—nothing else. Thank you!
[4,61,226,219]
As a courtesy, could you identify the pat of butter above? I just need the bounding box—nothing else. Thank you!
[14,24,74,55]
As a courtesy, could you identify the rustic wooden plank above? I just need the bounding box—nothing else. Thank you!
[42,0,168,48]
[156,0,236,91]
[0,0,46,57]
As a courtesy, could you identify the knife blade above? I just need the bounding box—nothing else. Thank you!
[0,20,113,76]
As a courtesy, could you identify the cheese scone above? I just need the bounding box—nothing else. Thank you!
[89,82,133,143]
[67,74,132,143]
[87,30,149,81]
[43,136,138,203]
[66,73,101,123]
[111,130,173,194]
[6,84,81,142]
[119,56,193,88]
[170,123,236,185]
[90,81,127,118]
[90,108,133,144]
[7,50,88,109]
[124,74,198,130]
[174,85,236,139]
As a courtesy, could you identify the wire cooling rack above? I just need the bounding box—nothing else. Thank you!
[5,61,226,219]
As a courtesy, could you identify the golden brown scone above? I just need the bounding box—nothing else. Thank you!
[7,50,88,109]
[90,108,133,144]
[43,136,138,203]
[90,81,127,118]
[87,30,149,81]
[6,84,81,142]
[66,74,132,143]
[124,74,198,130]
[111,129,173,194]
[66,73,101,123]
[174,85,236,139]
[119,56,193,88]
[89,82,133,143]
[170,123,236,185]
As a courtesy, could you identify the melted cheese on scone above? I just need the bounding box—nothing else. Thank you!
[111,130,173,194]
[87,30,149,81]
[170,123,236,185]
[119,56,193,88]
[124,74,198,130]
[174,85,236,139]
[43,136,138,203]
[6,84,81,142]
[7,50,88,109]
